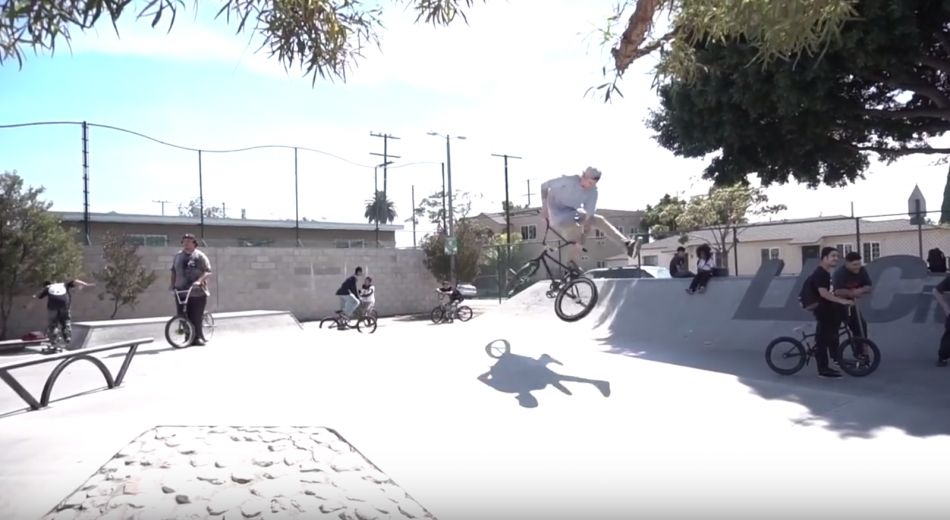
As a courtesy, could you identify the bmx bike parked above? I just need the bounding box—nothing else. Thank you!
[165,285,216,348]
[765,305,880,377]
[505,224,599,322]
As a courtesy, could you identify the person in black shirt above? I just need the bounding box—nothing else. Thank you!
[33,278,94,350]
[800,247,854,378]
[335,266,363,325]
[669,247,693,278]
[832,251,872,338]
[933,275,950,366]
[436,280,464,313]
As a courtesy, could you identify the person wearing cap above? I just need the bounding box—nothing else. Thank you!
[540,167,641,270]
[170,233,213,345]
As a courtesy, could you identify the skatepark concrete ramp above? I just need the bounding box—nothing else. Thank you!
[69,310,303,350]
[500,256,945,363]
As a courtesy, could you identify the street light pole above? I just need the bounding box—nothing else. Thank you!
[491,153,522,291]
[371,160,393,248]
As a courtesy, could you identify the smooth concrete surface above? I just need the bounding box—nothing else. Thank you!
[0,288,949,519]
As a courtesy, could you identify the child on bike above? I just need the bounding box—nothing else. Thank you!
[359,276,376,315]
[33,278,94,351]
[436,280,464,314]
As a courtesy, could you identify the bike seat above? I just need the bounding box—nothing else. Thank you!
[792,325,807,333]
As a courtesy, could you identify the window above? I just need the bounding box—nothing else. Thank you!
[520,225,537,240]
[835,243,855,255]
[862,242,881,262]
[643,255,659,266]
[594,229,605,238]
[760,247,780,263]
[334,239,366,249]
[617,226,624,236]
[126,234,168,247]
[237,238,275,247]
[595,261,606,268]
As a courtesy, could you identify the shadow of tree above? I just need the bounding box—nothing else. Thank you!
[592,279,950,439]
[476,339,611,408]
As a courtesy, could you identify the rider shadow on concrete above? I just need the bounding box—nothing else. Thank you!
[477,339,611,408]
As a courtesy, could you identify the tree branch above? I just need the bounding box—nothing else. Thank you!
[863,107,950,121]
[611,0,664,75]
[918,55,950,76]
[863,70,950,109]
[855,145,950,156]
[936,30,950,57]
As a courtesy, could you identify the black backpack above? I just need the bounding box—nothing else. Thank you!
[798,280,818,311]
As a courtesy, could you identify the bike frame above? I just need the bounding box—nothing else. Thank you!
[525,224,589,283]
[798,305,865,347]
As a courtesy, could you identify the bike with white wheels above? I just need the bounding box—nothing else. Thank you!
[165,285,215,348]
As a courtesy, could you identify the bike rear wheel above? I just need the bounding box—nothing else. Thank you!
[456,306,473,322]
[765,336,807,375]
[554,277,599,322]
[507,260,540,297]
[165,316,196,348]
[836,337,881,377]
[357,317,378,334]
[202,313,215,342]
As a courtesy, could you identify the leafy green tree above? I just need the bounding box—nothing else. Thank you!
[93,232,158,319]
[2,0,480,84]
[178,198,224,219]
[420,218,491,282]
[0,171,83,339]
[678,184,785,269]
[646,1,950,189]
[364,190,397,225]
[642,194,687,240]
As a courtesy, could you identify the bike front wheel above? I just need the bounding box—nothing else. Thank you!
[765,336,807,375]
[456,306,473,322]
[836,337,881,377]
[165,316,196,348]
[430,306,445,324]
[507,260,540,297]
[554,277,599,322]
[357,317,378,334]
[202,313,215,342]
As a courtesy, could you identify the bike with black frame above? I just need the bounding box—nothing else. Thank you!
[505,223,599,322]
[765,304,881,377]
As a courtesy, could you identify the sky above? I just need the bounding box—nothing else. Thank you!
[1,0,947,247]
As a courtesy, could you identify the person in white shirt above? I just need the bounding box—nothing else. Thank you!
[358,276,376,314]
[686,244,715,294]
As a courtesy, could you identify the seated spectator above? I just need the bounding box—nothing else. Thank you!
[686,244,715,294]
[928,248,947,273]
[669,247,694,278]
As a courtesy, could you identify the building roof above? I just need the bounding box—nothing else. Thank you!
[642,216,945,252]
[55,211,403,232]
[472,207,644,226]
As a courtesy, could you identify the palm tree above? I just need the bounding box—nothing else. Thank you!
[364,190,397,224]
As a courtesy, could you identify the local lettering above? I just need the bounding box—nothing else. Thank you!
[734,255,943,324]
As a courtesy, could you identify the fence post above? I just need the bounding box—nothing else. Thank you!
[855,217,861,257]
[916,199,923,259]
[81,121,90,245]
[732,227,738,276]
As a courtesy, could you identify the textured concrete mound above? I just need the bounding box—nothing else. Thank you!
[43,426,436,520]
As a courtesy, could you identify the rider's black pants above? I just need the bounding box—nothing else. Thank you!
[939,315,950,362]
[177,294,207,340]
[839,305,868,338]
[813,306,841,372]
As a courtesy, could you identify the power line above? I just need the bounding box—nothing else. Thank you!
[369,131,401,198]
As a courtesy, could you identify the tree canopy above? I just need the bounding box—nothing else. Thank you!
[646,0,950,192]
[1,0,482,84]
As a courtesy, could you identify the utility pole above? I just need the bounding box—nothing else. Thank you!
[81,121,90,245]
[441,163,447,232]
[411,184,417,248]
[428,132,466,283]
[524,179,533,206]
[491,153,522,242]
[370,132,401,202]
[152,200,170,216]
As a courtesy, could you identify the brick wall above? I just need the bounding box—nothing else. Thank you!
[6,246,441,338]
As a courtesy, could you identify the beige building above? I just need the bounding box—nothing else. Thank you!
[469,207,645,271]
[637,216,949,276]
[57,211,401,248]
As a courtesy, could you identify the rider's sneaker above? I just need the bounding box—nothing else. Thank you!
[818,369,842,379]
[625,237,642,258]
[937,359,948,367]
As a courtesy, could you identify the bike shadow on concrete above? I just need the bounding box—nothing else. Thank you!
[590,282,950,439]
[476,339,611,408]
